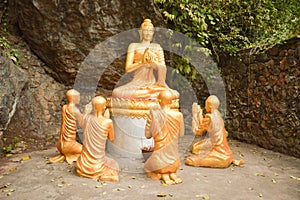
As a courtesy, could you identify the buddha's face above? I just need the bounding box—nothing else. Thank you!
[140,25,154,42]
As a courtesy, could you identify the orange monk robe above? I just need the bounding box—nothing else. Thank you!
[186,110,234,168]
[52,105,82,164]
[144,107,184,174]
[76,115,119,181]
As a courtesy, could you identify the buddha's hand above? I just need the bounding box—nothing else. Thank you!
[143,48,158,63]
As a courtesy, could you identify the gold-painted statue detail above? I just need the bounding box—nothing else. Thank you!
[185,95,244,168]
[49,89,82,164]
[75,96,119,182]
[112,19,179,100]
[144,90,184,184]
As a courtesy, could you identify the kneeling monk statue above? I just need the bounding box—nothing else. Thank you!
[185,95,244,168]
[75,96,119,182]
[144,90,184,185]
[49,89,82,164]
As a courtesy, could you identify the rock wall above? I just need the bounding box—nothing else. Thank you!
[0,38,66,153]
[10,0,164,85]
[222,38,300,158]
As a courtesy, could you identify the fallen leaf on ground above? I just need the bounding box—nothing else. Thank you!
[9,168,17,172]
[113,188,125,192]
[2,189,15,196]
[0,183,11,189]
[157,193,167,197]
[22,156,31,161]
[258,193,263,197]
[195,194,210,199]
[290,175,300,181]
[271,179,277,183]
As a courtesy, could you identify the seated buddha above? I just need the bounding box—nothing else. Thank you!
[112,19,179,100]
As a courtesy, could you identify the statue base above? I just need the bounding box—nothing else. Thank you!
[107,116,153,159]
[106,97,179,172]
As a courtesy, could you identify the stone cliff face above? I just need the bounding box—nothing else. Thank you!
[10,0,164,85]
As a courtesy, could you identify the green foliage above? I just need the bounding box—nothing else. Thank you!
[0,36,20,65]
[3,144,12,153]
[0,0,20,65]
[155,0,299,55]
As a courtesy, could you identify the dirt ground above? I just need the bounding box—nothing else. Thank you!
[0,135,299,200]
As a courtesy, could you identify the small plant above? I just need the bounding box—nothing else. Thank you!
[0,36,20,65]
[2,144,12,153]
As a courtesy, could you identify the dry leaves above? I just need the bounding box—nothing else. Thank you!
[157,193,167,197]
[21,156,31,161]
[195,194,210,199]
[290,175,300,181]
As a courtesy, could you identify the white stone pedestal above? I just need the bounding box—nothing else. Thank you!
[107,116,153,159]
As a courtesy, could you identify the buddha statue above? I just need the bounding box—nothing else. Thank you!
[185,95,244,168]
[144,90,184,184]
[106,19,181,162]
[112,19,179,100]
[49,89,82,164]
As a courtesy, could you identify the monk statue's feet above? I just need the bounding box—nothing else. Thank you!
[185,157,194,166]
[99,175,119,182]
[161,174,175,185]
[147,172,161,180]
[170,173,182,184]
[48,154,65,163]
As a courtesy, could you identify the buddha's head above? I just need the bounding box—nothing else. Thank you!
[139,19,154,42]
[93,96,107,114]
[205,95,220,113]
[66,89,80,104]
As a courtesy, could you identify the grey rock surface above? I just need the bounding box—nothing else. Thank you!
[10,0,164,86]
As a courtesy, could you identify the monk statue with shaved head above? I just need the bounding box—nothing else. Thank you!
[75,96,119,182]
[144,90,184,185]
[186,95,244,168]
[49,89,82,164]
